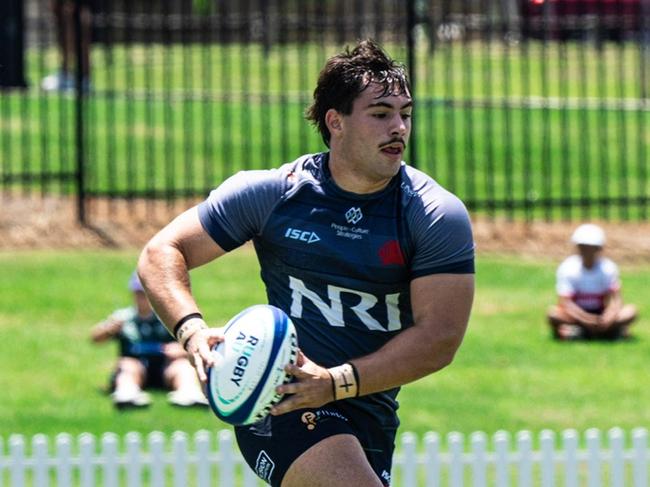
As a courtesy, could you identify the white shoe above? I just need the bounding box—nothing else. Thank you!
[111,388,152,409]
[168,388,209,407]
[41,71,74,92]
[557,324,584,340]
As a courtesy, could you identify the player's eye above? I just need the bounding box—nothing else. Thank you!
[401,112,412,120]
[371,112,388,119]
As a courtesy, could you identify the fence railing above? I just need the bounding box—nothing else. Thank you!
[1,427,648,486]
[1,0,649,224]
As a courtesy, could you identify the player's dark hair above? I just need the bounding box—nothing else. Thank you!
[306,39,410,147]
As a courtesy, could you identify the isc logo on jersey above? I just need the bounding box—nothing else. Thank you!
[285,227,320,244]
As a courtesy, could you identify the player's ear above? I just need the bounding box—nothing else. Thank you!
[325,109,343,137]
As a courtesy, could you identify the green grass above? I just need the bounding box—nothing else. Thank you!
[1,249,648,440]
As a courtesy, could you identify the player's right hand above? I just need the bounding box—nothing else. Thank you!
[184,327,225,383]
[271,350,333,416]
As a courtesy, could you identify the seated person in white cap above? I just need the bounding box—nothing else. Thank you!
[547,224,637,340]
[91,272,209,408]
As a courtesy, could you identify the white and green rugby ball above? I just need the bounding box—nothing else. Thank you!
[206,304,298,426]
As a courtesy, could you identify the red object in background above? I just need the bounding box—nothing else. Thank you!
[520,0,645,40]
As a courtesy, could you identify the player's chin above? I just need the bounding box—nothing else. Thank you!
[378,155,402,178]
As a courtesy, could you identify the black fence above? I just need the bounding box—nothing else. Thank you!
[1,0,649,225]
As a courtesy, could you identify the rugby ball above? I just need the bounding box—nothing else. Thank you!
[206,304,298,426]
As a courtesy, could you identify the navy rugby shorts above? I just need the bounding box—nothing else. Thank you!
[234,402,396,486]
[110,357,168,390]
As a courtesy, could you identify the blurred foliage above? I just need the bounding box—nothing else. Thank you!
[192,0,213,15]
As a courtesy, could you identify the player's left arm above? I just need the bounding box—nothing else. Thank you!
[353,272,474,393]
[272,272,474,414]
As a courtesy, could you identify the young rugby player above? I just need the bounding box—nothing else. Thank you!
[138,40,475,486]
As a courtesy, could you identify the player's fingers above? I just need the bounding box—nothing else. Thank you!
[276,370,331,400]
[295,349,306,366]
[193,352,208,383]
[270,395,303,416]
[276,380,300,395]
[197,340,215,368]
[284,363,308,377]
[271,383,329,415]
[205,328,225,344]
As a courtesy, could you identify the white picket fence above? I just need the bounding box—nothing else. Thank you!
[1,427,648,486]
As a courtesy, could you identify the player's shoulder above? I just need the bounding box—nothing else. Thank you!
[399,164,469,216]
[226,153,321,196]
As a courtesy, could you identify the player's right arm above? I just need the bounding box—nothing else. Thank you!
[137,206,227,381]
[141,166,292,380]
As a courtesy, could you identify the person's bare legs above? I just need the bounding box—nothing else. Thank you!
[60,1,75,74]
[547,305,584,339]
[164,358,208,406]
[605,304,637,338]
[112,357,151,408]
[281,434,384,487]
[114,356,146,390]
[49,0,68,71]
[548,304,638,340]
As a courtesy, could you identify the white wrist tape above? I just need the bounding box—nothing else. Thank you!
[176,318,208,350]
[327,363,359,400]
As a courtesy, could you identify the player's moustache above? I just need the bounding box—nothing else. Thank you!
[379,137,406,150]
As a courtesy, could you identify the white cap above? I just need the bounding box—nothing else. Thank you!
[571,223,606,247]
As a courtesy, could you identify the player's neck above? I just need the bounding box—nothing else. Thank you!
[328,152,392,195]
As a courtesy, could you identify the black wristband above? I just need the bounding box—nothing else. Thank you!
[348,362,360,397]
[173,312,203,339]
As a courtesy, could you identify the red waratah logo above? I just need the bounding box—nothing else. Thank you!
[378,240,405,266]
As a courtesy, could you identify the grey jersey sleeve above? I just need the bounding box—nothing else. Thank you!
[406,176,475,278]
[197,169,287,251]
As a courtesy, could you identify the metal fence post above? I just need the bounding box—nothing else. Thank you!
[74,0,86,224]
[406,0,418,168]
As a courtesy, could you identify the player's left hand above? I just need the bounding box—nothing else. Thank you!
[270,350,334,416]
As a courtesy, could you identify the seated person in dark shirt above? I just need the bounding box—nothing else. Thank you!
[91,272,208,408]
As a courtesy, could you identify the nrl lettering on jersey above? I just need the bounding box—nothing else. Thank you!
[288,276,402,331]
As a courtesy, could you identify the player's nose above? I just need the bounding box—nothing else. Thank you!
[389,113,407,137]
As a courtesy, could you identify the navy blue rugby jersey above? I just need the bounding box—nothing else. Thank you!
[198,152,474,428]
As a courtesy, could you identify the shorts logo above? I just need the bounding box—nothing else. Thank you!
[301,411,317,430]
[301,409,349,431]
[381,470,392,485]
[345,207,363,224]
[255,451,275,482]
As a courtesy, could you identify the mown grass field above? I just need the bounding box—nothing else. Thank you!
[1,248,648,441]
